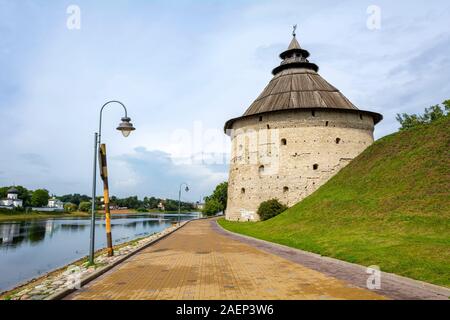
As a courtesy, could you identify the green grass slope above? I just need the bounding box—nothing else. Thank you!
[219,117,450,287]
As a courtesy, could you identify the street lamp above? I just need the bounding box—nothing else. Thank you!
[178,183,189,224]
[117,117,135,137]
[89,100,136,265]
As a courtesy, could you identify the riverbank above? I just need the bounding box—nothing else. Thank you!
[0,210,199,222]
[0,211,90,222]
[0,220,189,300]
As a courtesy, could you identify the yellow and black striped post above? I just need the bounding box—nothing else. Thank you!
[99,143,114,257]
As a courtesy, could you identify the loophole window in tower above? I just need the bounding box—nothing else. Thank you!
[259,165,265,174]
[313,164,319,170]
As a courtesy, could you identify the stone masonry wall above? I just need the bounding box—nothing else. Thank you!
[225,109,375,221]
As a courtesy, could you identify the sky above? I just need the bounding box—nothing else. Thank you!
[1,0,449,201]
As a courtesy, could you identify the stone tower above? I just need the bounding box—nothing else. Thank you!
[224,33,382,221]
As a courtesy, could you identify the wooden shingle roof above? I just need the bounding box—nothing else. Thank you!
[243,68,357,116]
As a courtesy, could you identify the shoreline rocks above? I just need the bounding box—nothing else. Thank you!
[1,222,186,300]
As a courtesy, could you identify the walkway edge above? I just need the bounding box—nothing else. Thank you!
[46,219,201,300]
[215,220,450,300]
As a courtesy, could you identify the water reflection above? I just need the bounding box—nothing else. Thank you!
[0,212,200,291]
[0,223,23,245]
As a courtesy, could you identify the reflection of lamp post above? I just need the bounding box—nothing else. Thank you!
[178,183,189,224]
[89,100,136,265]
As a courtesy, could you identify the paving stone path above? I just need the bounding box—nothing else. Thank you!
[67,219,388,300]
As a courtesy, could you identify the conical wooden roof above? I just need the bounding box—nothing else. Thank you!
[243,68,357,116]
[224,34,382,130]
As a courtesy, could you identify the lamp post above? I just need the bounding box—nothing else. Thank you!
[178,183,189,224]
[89,100,136,265]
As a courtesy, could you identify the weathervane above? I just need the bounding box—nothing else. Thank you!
[292,24,297,37]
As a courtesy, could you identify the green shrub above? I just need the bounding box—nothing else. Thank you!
[136,207,148,213]
[31,189,50,207]
[257,199,287,221]
[64,203,78,213]
[203,198,224,216]
[78,201,92,212]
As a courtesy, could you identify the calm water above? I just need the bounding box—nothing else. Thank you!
[0,213,200,292]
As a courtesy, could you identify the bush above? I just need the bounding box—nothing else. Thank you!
[396,100,450,131]
[136,207,148,213]
[203,198,224,216]
[31,189,50,207]
[64,203,78,213]
[78,201,92,212]
[257,199,287,221]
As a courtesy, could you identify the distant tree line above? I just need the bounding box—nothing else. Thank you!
[396,100,449,131]
[58,194,91,206]
[64,194,196,213]
[109,196,195,212]
[1,188,197,214]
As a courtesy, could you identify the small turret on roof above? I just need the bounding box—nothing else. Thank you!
[275,30,318,74]
[7,187,19,194]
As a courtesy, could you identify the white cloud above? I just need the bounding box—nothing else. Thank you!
[1,0,450,197]
[111,147,228,201]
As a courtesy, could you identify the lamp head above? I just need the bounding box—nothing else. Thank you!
[117,117,136,137]
[185,186,189,192]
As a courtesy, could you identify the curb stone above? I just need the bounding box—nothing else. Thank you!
[46,219,200,300]
[214,219,450,300]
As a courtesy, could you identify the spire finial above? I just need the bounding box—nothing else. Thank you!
[292,24,297,37]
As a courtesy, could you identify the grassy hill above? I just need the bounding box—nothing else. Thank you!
[219,116,450,287]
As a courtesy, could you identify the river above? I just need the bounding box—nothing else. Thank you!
[0,212,200,292]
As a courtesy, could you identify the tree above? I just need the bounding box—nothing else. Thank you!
[164,199,179,211]
[31,189,50,207]
[59,194,90,206]
[143,196,160,209]
[16,186,32,207]
[78,201,92,212]
[395,113,423,131]
[64,203,78,213]
[257,199,287,221]
[203,198,224,216]
[203,182,228,216]
[396,100,449,131]
[0,187,7,199]
[211,182,228,210]
[443,100,450,113]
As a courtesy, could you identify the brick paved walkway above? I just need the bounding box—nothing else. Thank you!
[67,219,384,300]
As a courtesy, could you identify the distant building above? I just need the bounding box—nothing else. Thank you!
[0,187,23,209]
[48,197,64,210]
[157,202,165,211]
[195,202,205,210]
[31,196,64,212]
